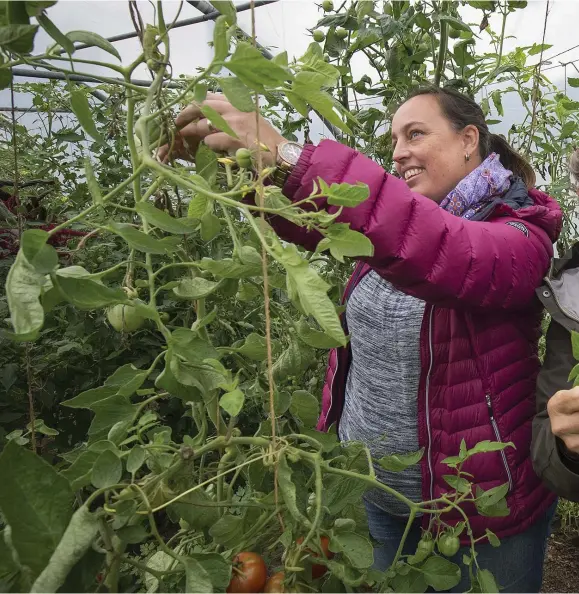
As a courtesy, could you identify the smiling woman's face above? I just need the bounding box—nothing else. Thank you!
[391,94,481,202]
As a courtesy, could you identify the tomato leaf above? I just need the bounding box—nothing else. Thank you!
[330,532,374,569]
[211,0,236,23]
[36,12,74,55]
[5,229,58,341]
[219,388,245,416]
[476,568,500,593]
[420,556,461,591]
[289,390,319,427]
[65,30,120,60]
[109,222,181,254]
[135,202,198,235]
[275,244,346,346]
[0,440,74,579]
[198,257,261,278]
[126,446,146,475]
[30,505,99,594]
[84,158,103,204]
[226,42,291,91]
[52,271,126,310]
[200,104,238,139]
[377,448,425,472]
[218,76,255,112]
[318,178,370,207]
[183,553,231,593]
[295,318,343,349]
[91,449,122,489]
[70,90,105,145]
[0,24,38,53]
[237,333,268,361]
[173,277,220,300]
[317,223,374,262]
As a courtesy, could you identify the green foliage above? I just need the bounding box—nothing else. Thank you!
[0,1,564,592]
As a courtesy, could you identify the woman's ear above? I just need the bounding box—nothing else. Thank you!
[462,124,479,158]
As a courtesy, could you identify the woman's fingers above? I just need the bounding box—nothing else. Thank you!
[175,98,234,128]
[203,132,243,153]
[205,92,228,102]
[548,388,579,453]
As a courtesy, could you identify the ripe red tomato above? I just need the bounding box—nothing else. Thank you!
[264,572,285,593]
[227,552,267,593]
[296,535,334,579]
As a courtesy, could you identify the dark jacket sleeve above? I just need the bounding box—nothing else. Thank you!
[532,318,579,501]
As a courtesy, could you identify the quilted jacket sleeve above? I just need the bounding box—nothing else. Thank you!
[276,140,560,310]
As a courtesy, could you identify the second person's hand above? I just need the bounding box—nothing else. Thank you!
[158,92,286,166]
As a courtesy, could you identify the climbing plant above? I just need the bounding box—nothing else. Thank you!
[0,1,576,593]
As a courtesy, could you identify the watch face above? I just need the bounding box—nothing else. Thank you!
[279,142,303,166]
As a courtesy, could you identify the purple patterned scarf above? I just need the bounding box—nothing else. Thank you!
[439,153,512,219]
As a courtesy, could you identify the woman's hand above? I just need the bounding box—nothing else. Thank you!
[548,387,579,454]
[158,93,286,166]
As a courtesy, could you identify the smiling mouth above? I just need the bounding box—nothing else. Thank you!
[404,168,424,182]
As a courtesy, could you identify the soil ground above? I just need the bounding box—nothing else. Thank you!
[542,528,579,593]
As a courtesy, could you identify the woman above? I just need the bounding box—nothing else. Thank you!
[532,148,579,502]
[163,87,561,592]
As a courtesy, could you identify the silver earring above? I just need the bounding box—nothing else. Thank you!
[465,153,470,162]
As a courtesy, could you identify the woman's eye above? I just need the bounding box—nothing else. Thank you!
[409,130,423,140]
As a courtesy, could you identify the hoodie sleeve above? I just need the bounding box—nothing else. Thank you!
[272,139,561,310]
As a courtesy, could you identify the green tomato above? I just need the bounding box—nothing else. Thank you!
[437,533,460,557]
[160,312,170,323]
[313,29,325,42]
[135,279,148,288]
[235,148,253,169]
[335,27,348,40]
[416,537,434,557]
[322,0,333,11]
[106,304,145,333]
[448,28,461,39]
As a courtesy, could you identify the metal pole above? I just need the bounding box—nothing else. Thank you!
[54,0,277,55]
[11,67,182,89]
[188,0,342,140]
[0,107,73,113]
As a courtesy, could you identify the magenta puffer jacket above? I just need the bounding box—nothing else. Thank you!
[275,140,562,541]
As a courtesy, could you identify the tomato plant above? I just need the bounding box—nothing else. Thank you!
[0,1,575,593]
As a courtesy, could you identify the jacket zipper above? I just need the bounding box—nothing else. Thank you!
[544,277,579,324]
[484,393,513,491]
[425,306,436,500]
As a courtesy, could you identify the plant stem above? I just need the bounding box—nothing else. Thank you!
[434,3,449,87]
[47,165,146,236]
[496,2,508,67]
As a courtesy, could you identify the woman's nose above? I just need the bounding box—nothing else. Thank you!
[392,141,410,164]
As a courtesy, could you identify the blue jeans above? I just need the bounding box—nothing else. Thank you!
[365,500,556,593]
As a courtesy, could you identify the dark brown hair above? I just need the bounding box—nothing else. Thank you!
[406,86,536,188]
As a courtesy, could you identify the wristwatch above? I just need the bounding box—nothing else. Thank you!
[269,141,303,187]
